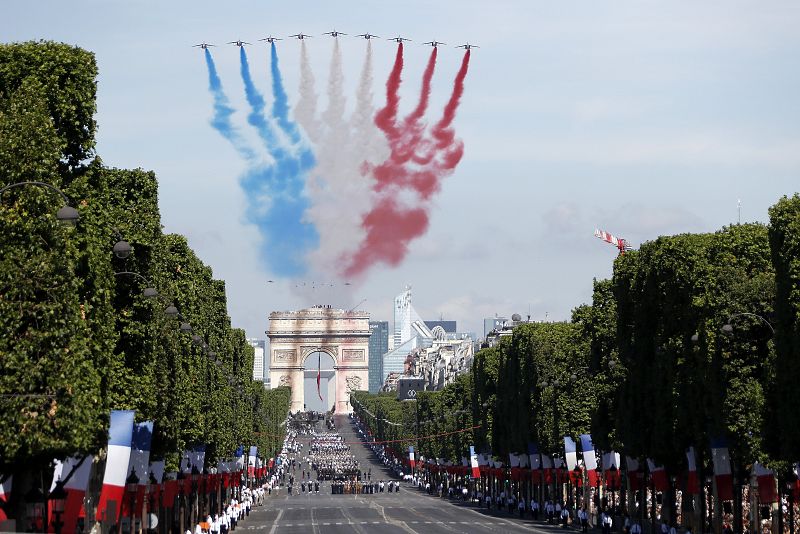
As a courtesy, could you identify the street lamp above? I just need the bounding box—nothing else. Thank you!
[0,181,80,225]
[721,313,775,335]
[112,239,132,259]
[114,272,158,299]
[24,484,45,533]
[147,472,158,532]
[180,322,192,333]
[49,479,67,534]
[125,469,139,534]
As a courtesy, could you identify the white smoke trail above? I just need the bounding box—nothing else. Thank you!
[306,40,389,277]
[295,40,321,144]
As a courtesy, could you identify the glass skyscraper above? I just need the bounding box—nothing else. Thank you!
[368,321,389,393]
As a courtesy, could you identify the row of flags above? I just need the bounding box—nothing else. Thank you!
[0,409,268,532]
[404,433,800,505]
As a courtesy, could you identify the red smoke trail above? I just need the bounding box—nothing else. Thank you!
[373,43,404,139]
[372,46,438,192]
[343,49,470,278]
[406,47,437,124]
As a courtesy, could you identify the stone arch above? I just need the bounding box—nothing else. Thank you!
[267,307,370,413]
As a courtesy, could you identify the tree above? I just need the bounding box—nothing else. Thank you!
[768,195,800,461]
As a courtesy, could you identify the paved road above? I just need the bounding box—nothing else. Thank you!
[237,415,558,533]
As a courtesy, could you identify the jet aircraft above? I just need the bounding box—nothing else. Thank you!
[323,29,347,37]
[423,41,446,48]
[193,43,215,49]
[456,43,479,50]
[356,33,379,40]
[289,33,312,40]
[388,35,411,43]
[259,36,282,43]
[228,40,251,47]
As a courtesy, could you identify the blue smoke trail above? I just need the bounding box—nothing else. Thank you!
[270,42,303,145]
[204,49,256,161]
[235,46,318,276]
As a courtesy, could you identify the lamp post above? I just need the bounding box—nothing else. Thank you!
[24,484,45,533]
[177,473,186,533]
[0,181,80,225]
[49,479,67,534]
[124,469,139,534]
[146,472,158,534]
[191,465,200,528]
[721,313,775,336]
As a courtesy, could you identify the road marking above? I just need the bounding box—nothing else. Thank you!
[268,509,283,534]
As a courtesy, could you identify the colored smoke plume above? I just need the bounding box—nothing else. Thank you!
[307,40,388,276]
[204,47,317,277]
[203,49,256,161]
[295,40,321,143]
[343,48,471,278]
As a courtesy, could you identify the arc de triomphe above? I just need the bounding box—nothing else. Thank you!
[267,306,370,413]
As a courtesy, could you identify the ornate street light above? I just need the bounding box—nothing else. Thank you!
[722,312,775,335]
[164,304,179,317]
[112,239,132,259]
[0,181,80,225]
[125,469,140,532]
[114,272,158,299]
[49,479,68,534]
[180,322,192,333]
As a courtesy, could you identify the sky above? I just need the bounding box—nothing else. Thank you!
[4,0,800,344]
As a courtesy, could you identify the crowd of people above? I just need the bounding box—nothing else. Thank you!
[308,429,360,480]
[188,486,265,534]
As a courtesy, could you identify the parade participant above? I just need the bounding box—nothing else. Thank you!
[532,498,540,519]
[631,520,642,534]
[518,497,526,516]
[602,510,613,534]
[561,505,570,527]
[579,507,589,533]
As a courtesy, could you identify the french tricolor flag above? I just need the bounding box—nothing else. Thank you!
[564,437,578,471]
[49,456,92,534]
[711,438,733,501]
[96,410,135,524]
[626,457,643,491]
[686,447,700,494]
[0,474,12,523]
[409,446,416,468]
[753,462,777,503]
[248,446,258,476]
[470,446,480,479]
[647,458,669,492]
[579,434,598,486]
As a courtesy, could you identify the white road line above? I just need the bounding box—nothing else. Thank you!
[268,509,283,534]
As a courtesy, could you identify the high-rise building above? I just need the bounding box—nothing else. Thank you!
[247,338,268,382]
[368,321,389,394]
[394,286,424,348]
[484,317,508,339]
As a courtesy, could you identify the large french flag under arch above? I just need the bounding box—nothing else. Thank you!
[96,410,135,524]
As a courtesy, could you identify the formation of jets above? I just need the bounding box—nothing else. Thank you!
[194,32,478,50]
